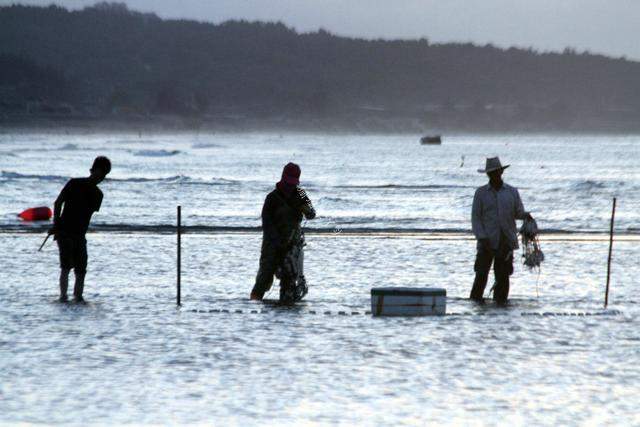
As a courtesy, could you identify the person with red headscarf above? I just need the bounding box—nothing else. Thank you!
[250,162,316,303]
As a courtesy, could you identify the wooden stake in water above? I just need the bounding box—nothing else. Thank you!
[605,197,616,308]
[177,205,182,306]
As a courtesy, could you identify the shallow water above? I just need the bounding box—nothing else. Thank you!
[1,132,639,425]
[1,232,638,425]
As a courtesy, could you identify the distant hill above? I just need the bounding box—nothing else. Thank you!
[2,2,640,131]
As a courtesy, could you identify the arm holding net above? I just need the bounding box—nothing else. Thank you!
[296,187,316,220]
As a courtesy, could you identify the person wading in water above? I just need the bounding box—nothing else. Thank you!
[470,157,533,305]
[50,156,111,303]
[250,162,316,303]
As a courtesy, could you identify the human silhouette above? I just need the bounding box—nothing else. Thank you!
[50,156,111,302]
[470,157,533,305]
[250,162,316,303]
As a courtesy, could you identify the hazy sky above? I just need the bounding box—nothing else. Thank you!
[5,0,640,60]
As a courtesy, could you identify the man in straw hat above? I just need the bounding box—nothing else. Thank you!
[471,157,533,305]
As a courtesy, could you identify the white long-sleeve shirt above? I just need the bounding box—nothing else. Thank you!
[471,182,528,250]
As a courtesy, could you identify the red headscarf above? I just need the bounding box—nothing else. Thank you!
[277,162,300,196]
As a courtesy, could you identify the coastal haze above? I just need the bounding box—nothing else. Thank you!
[2,1,640,426]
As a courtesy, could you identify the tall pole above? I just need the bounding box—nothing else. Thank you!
[177,205,182,306]
[604,198,616,308]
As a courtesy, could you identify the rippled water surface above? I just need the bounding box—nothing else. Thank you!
[1,133,639,231]
[1,133,639,425]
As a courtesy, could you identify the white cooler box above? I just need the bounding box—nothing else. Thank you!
[371,287,446,316]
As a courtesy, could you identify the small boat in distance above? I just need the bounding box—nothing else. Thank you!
[420,135,442,145]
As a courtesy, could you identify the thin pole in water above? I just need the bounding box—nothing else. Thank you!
[605,197,616,308]
[177,205,182,306]
[37,233,51,252]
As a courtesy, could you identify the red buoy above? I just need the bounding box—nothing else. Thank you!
[18,206,52,221]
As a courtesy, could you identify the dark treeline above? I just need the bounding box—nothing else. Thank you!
[2,2,640,132]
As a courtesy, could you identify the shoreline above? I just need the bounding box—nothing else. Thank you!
[4,118,640,136]
[2,226,638,241]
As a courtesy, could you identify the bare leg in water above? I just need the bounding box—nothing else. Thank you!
[74,271,86,302]
[59,268,70,302]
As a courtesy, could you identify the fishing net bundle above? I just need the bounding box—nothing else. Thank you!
[272,188,313,303]
[264,187,314,303]
[520,217,544,270]
[520,217,544,297]
[275,228,308,303]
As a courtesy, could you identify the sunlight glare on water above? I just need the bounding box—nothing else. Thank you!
[1,133,639,425]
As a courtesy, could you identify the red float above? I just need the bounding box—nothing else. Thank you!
[18,206,52,221]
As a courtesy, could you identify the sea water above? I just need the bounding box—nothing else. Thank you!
[0,133,639,425]
[1,133,639,232]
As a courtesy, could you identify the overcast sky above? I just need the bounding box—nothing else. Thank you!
[4,0,640,60]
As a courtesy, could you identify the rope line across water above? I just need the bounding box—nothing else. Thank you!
[187,308,622,317]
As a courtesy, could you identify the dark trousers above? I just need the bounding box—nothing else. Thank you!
[470,240,514,305]
[56,233,88,299]
[251,241,293,300]
[57,233,88,273]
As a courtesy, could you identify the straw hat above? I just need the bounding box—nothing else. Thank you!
[478,157,510,173]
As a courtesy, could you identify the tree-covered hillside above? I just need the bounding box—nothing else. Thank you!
[2,2,640,131]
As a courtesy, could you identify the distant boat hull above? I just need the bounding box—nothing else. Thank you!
[420,135,442,145]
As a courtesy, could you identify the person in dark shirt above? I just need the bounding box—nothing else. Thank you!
[250,162,316,303]
[50,156,111,302]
